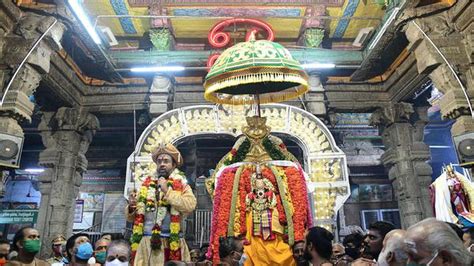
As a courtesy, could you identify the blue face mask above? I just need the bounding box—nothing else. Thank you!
[75,242,94,260]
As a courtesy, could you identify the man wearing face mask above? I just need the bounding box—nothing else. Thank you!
[65,233,94,266]
[342,233,364,260]
[218,237,246,266]
[6,227,48,266]
[127,143,197,265]
[47,235,66,265]
[94,239,109,265]
[104,240,130,266]
[405,218,472,266]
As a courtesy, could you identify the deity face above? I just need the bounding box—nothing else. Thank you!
[155,154,176,178]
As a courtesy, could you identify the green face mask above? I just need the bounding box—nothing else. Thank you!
[23,239,41,254]
[95,251,107,264]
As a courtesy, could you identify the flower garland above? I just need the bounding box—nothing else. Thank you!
[224,138,250,165]
[208,167,238,263]
[262,137,286,160]
[269,165,295,245]
[238,167,253,235]
[130,171,186,261]
[227,166,244,236]
[261,166,286,224]
[285,166,310,241]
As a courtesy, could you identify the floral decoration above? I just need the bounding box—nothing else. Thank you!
[130,170,186,261]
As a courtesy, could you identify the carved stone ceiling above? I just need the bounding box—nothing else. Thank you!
[83,0,386,49]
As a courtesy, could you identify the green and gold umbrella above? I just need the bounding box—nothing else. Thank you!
[204,36,309,107]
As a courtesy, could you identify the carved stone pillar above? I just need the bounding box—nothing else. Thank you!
[305,74,327,117]
[370,103,433,228]
[148,75,172,118]
[37,107,99,255]
[404,0,473,137]
[0,4,65,153]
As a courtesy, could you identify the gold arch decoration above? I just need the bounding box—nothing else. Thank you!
[126,104,350,230]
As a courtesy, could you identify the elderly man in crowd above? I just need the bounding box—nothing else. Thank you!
[104,240,131,266]
[377,229,408,266]
[405,218,473,266]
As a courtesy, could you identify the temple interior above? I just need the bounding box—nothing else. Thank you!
[0,0,473,259]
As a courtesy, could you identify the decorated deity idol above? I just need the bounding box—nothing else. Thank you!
[431,165,474,227]
[206,116,312,265]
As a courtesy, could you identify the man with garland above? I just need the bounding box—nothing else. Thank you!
[127,143,197,265]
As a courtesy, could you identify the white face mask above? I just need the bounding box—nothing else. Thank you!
[238,253,248,266]
[105,259,129,266]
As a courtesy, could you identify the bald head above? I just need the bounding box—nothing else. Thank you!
[377,229,407,266]
[383,230,406,247]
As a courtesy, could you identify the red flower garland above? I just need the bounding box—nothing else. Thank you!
[208,166,238,263]
[285,166,310,241]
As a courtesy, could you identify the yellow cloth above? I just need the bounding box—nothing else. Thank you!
[133,236,191,266]
[243,212,295,266]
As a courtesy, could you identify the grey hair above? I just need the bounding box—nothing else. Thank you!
[407,218,472,265]
[385,236,408,262]
[107,239,131,258]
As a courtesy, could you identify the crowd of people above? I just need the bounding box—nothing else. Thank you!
[0,144,472,265]
[0,217,472,265]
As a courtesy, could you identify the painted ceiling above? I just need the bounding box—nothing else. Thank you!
[83,0,386,49]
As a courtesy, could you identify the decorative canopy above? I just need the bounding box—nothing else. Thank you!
[204,38,309,105]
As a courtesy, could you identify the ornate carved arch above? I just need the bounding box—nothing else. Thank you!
[126,104,349,228]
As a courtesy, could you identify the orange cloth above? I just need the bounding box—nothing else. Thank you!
[243,213,296,266]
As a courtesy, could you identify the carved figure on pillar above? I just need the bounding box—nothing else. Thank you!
[36,107,99,256]
[127,143,197,265]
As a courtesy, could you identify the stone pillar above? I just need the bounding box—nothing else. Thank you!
[37,107,99,255]
[404,0,474,137]
[0,4,65,165]
[148,75,173,118]
[305,74,327,117]
[370,103,433,228]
